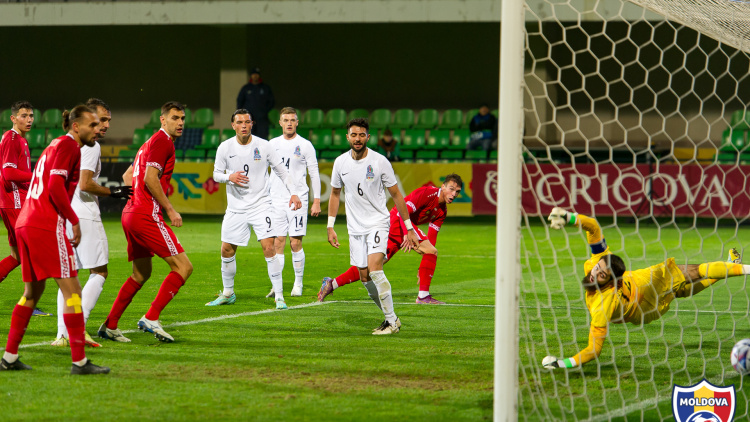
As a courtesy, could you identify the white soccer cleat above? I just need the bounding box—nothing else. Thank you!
[97,323,131,343]
[265,288,276,299]
[291,284,303,297]
[137,316,174,343]
[372,318,400,335]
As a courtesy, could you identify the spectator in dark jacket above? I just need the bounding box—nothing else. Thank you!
[467,104,498,152]
[236,67,275,139]
[377,129,401,162]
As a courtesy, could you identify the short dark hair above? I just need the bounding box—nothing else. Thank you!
[279,107,297,117]
[581,254,627,293]
[11,101,34,116]
[231,108,252,123]
[444,173,463,188]
[62,104,95,131]
[347,118,369,133]
[86,98,110,113]
[161,101,185,116]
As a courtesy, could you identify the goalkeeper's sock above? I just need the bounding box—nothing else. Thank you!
[335,266,360,288]
[418,253,437,293]
[698,262,749,279]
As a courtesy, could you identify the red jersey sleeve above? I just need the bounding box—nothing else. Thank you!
[48,139,79,181]
[145,137,173,173]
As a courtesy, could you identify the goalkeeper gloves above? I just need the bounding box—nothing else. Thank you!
[542,355,577,369]
[547,207,577,230]
[110,186,132,200]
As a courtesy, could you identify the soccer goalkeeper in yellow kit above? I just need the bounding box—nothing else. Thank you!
[542,207,744,369]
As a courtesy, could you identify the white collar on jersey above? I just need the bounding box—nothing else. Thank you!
[159,128,171,140]
[10,128,19,136]
[66,133,75,140]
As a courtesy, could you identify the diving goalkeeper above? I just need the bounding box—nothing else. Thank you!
[542,207,745,370]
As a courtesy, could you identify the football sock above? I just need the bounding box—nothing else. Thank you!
[145,272,186,321]
[418,253,438,294]
[2,352,18,363]
[106,277,142,330]
[82,274,106,324]
[5,304,33,355]
[698,262,748,279]
[363,281,382,311]
[370,270,396,323]
[0,255,20,282]
[266,255,284,300]
[335,266,360,287]
[292,249,305,286]
[221,255,236,296]
[63,312,86,362]
[72,358,88,367]
[276,253,285,272]
[56,288,67,338]
[418,291,430,299]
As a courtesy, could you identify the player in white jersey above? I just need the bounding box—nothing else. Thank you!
[328,118,419,335]
[207,109,302,310]
[52,99,131,348]
[265,107,321,299]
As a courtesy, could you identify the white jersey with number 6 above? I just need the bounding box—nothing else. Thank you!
[331,148,397,236]
[268,134,320,204]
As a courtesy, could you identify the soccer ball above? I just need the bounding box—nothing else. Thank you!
[730,338,750,375]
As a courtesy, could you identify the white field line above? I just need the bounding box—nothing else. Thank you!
[4,300,493,352]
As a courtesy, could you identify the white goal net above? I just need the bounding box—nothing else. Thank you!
[513,0,750,420]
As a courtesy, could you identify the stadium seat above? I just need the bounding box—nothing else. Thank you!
[268,109,280,128]
[173,149,185,160]
[465,149,488,161]
[369,109,391,130]
[322,109,347,129]
[426,130,451,150]
[399,150,414,162]
[368,129,379,147]
[415,150,439,162]
[25,129,46,149]
[717,128,748,163]
[39,109,62,129]
[440,150,464,162]
[348,108,369,121]
[401,129,425,150]
[144,109,161,129]
[183,149,206,162]
[176,128,203,150]
[439,109,463,130]
[320,149,341,161]
[730,110,750,131]
[414,109,439,129]
[331,129,349,150]
[390,109,415,131]
[31,148,45,159]
[207,149,217,160]
[222,129,235,141]
[0,109,12,128]
[269,127,282,139]
[491,109,499,118]
[309,129,333,150]
[450,129,471,149]
[463,109,478,128]
[129,128,152,150]
[489,150,498,161]
[299,109,324,130]
[46,129,66,144]
[32,109,43,128]
[118,149,137,162]
[192,108,214,129]
[198,129,221,149]
[183,108,192,127]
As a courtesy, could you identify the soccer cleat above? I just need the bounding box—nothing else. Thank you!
[97,323,131,343]
[729,248,742,264]
[32,308,53,317]
[291,284,303,297]
[138,316,174,343]
[84,332,102,348]
[372,318,402,333]
[0,357,31,370]
[205,292,237,306]
[71,360,110,375]
[275,298,288,310]
[415,295,446,305]
[51,337,69,347]
[372,318,401,335]
[265,288,276,299]
[317,277,335,302]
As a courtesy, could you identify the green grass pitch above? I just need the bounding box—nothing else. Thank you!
[0,215,495,421]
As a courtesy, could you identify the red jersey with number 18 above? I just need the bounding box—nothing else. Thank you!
[16,135,81,232]
[0,129,32,209]
[124,128,175,219]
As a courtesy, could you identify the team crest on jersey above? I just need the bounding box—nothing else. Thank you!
[366,165,375,181]
[254,148,261,161]
[294,146,301,157]
[672,379,735,422]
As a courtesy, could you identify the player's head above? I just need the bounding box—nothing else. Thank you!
[279,107,298,138]
[10,101,34,135]
[346,118,370,153]
[63,104,99,147]
[440,173,463,205]
[582,254,626,292]
[86,98,111,141]
[231,108,253,142]
[160,101,186,139]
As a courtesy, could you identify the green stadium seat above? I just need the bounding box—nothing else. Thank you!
[463,109,478,128]
[310,129,333,150]
[465,149,488,161]
[320,150,341,161]
[399,150,415,162]
[401,129,425,150]
[268,109,280,128]
[368,129,379,147]
[322,109,347,129]
[129,128,152,150]
[440,150,464,161]
[144,109,161,130]
[491,109,499,118]
[717,128,748,163]
[299,109,324,130]
[222,129,235,141]
[183,149,206,162]
[198,129,222,149]
[415,150,439,162]
[390,109,415,131]
[1,109,12,128]
[32,109,43,128]
[348,108,369,121]
[31,148,45,159]
[207,149,217,160]
[183,108,192,127]
[426,130,451,150]
[489,150,498,161]
[118,149,137,162]
[370,109,391,130]
[331,129,350,150]
[39,109,62,129]
[46,129,66,144]
[269,127,283,139]
[439,109,463,130]
[25,129,46,149]
[192,108,214,129]
[730,110,750,131]
[414,109,439,129]
[450,129,471,150]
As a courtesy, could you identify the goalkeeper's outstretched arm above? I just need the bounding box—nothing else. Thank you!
[542,325,607,369]
[548,207,608,255]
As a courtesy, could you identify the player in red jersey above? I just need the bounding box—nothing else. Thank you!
[98,101,193,344]
[1,105,110,374]
[318,173,463,304]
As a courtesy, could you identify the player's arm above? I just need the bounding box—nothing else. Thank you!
[268,148,301,210]
[327,186,341,249]
[548,207,607,255]
[79,169,131,199]
[542,325,607,369]
[122,165,134,186]
[0,140,32,183]
[144,165,182,227]
[212,145,248,186]
[306,145,321,217]
[388,185,418,252]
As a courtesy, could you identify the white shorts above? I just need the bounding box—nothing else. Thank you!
[349,227,389,268]
[66,219,109,270]
[272,198,308,238]
[221,206,279,246]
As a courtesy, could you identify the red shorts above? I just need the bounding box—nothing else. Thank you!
[0,208,21,247]
[122,212,184,261]
[386,213,427,261]
[16,224,77,282]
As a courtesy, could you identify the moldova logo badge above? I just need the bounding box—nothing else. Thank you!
[254,148,261,161]
[672,379,735,422]
[366,165,375,181]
